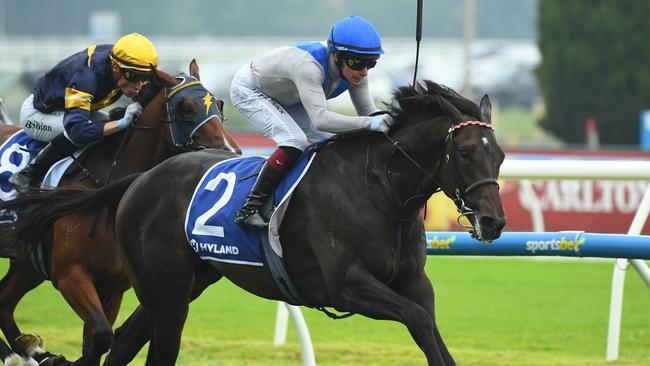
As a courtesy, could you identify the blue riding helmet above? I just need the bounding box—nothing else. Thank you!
[327,16,384,56]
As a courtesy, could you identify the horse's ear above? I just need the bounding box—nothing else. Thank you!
[479,95,492,123]
[437,95,463,123]
[189,59,200,81]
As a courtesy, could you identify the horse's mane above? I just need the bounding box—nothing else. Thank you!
[389,80,481,131]
[133,77,167,107]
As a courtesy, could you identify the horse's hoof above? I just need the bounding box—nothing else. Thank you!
[3,353,23,366]
[21,356,39,366]
[15,333,45,356]
[37,355,67,366]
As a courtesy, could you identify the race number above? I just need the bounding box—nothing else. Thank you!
[191,171,236,238]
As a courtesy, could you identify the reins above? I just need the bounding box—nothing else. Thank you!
[365,119,497,284]
[129,118,186,151]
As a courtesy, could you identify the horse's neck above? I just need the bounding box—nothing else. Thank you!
[386,118,450,195]
[113,92,176,174]
[316,133,442,217]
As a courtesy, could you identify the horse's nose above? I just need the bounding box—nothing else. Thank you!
[479,215,506,240]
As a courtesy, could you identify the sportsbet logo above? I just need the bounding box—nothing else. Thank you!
[526,236,586,254]
[428,235,456,250]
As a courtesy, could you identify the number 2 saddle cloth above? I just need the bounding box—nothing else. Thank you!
[185,151,315,266]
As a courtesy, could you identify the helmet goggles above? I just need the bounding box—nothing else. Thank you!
[343,55,377,71]
[122,68,151,83]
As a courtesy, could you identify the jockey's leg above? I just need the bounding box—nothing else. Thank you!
[8,134,78,193]
[234,146,301,230]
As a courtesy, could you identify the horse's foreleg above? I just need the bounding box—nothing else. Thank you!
[400,271,455,366]
[335,262,450,366]
[0,261,45,354]
[52,265,113,366]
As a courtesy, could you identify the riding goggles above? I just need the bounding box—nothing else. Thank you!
[343,56,377,71]
[122,68,151,83]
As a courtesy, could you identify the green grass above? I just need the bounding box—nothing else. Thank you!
[3,257,649,365]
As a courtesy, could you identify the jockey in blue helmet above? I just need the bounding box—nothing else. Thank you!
[230,15,394,230]
[328,15,384,65]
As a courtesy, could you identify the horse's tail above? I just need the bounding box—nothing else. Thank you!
[0,173,142,259]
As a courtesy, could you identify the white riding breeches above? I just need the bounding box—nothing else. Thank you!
[230,65,332,151]
[20,94,109,142]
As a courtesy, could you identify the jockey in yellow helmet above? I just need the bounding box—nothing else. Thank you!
[9,33,158,193]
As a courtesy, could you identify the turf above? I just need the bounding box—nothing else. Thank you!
[2,256,649,365]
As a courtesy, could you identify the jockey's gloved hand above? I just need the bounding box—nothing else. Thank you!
[117,102,143,129]
[368,114,394,133]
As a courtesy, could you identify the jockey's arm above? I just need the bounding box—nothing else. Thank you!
[295,63,373,133]
[348,78,381,117]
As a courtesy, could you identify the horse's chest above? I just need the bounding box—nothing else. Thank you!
[358,241,424,282]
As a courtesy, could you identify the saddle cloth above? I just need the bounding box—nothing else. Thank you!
[185,151,316,266]
[0,130,81,222]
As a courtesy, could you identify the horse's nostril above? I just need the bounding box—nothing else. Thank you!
[479,216,505,233]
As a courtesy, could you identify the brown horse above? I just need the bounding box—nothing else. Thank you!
[0,60,240,366]
[6,81,506,365]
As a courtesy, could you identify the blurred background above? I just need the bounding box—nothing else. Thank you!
[1,2,649,365]
[1,0,649,233]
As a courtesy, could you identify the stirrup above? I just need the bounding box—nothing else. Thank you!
[8,171,33,194]
[234,207,269,230]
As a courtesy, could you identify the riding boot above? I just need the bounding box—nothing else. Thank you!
[234,162,285,230]
[9,134,78,193]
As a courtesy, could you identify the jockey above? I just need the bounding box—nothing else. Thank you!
[231,15,392,229]
[9,33,158,193]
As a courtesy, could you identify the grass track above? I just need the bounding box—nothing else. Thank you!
[2,256,649,365]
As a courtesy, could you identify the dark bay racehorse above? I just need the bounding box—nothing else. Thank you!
[7,81,505,366]
[0,60,240,366]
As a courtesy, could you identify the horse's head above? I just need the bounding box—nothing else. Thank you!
[134,60,241,154]
[434,93,506,242]
[390,81,506,242]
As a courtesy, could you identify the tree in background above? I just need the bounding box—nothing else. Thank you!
[537,0,650,145]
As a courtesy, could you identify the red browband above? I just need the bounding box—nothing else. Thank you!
[448,120,493,133]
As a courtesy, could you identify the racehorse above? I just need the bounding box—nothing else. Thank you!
[0,60,240,366]
[6,81,505,366]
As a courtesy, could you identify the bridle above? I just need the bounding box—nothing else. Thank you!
[441,120,500,224]
[130,76,223,152]
[365,118,499,286]
[375,119,499,222]
[106,78,221,183]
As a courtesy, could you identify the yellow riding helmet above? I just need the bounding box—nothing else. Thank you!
[110,33,158,72]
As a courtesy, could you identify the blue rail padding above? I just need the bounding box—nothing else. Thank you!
[426,231,650,260]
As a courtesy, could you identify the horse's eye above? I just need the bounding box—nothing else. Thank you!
[458,147,471,158]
